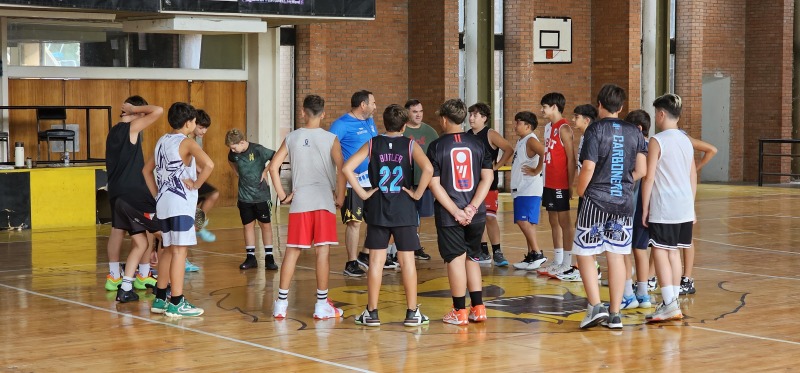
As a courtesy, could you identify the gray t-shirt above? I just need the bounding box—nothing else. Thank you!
[286,128,338,214]
[579,118,648,216]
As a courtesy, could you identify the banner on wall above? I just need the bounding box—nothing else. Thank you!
[0,0,375,18]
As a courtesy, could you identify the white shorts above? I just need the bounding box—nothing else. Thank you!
[572,197,632,256]
[159,215,197,247]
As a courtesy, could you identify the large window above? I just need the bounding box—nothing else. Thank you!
[6,22,244,69]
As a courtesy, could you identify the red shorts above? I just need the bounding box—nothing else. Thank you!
[287,210,339,248]
[484,190,499,217]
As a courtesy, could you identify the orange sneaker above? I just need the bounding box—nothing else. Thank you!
[442,308,469,325]
[469,304,487,322]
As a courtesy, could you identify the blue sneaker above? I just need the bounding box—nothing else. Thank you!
[636,294,652,308]
[197,228,216,242]
[185,259,200,272]
[621,294,640,310]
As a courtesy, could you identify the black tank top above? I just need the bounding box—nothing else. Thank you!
[469,126,500,190]
[365,135,417,227]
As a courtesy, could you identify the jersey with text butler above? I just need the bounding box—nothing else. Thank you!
[365,135,417,227]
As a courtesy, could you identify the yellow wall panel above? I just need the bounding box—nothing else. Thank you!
[29,167,96,229]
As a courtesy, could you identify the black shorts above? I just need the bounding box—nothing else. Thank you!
[238,200,272,225]
[111,198,160,235]
[632,203,650,250]
[543,187,570,212]
[198,183,218,200]
[341,188,364,224]
[648,222,693,250]
[365,225,421,251]
[436,221,485,263]
[415,188,435,218]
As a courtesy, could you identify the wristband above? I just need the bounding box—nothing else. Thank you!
[280,196,289,203]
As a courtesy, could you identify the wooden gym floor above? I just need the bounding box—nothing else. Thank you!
[1,184,799,372]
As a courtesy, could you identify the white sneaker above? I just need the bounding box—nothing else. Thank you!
[273,299,288,319]
[548,263,573,278]
[537,260,561,276]
[556,266,582,282]
[313,299,343,320]
[645,298,682,322]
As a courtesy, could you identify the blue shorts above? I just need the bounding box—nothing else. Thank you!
[513,196,542,224]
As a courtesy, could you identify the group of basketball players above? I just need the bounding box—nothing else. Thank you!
[103,83,713,328]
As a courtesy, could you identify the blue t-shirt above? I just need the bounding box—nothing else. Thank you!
[329,113,378,186]
[579,118,648,216]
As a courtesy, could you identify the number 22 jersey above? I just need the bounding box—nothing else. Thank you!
[426,132,494,227]
[365,135,417,227]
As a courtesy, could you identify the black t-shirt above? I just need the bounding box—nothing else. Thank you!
[579,118,648,216]
[468,127,500,190]
[364,135,417,227]
[105,122,157,212]
[427,132,494,227]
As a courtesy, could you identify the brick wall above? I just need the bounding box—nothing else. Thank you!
[295,0,409,131]
[744,0,794,182]
[678,0,793,182]
[591,0,641,118]
[408,0,460,130]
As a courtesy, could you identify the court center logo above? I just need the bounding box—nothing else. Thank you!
[330,275,589,324]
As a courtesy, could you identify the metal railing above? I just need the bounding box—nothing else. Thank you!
[757,138,800,186]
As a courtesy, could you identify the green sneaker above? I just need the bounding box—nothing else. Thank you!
[166,298,204,317]
[134,273,157,290]
[151,298,169,314]
[105,274,122,291]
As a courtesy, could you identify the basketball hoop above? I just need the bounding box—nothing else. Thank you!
[545,49,567,60]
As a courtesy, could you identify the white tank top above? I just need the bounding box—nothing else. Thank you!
[155,133,198,219]
[649,129,695,223]
[510,132,544,198]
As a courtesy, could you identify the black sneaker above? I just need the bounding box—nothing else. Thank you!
[679,277,696,295]
[355,308,380,326]
[239,255,258,270]
[384,255,398,269]
[116,288,139,303]
[414,247,431,260]
[344,260,366,277]
[356,252,370,269]
[265,254,278,270]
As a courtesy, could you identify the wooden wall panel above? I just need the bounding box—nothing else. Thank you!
[189,81,247,207]
[128,80,190,166]
[8,79,65,164]
[64,80,130,160]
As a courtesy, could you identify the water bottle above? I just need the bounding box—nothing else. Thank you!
[14,142,24,168]
[64,151,70,166]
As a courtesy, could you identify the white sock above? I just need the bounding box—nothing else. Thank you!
[623,279,634,297]
[278,288,289,301]
[562,250,572,266]
[121,276,134,291]
[109,262,120,278]
[553,248,564,265]
[138,264,150,277]
[672,285,681,297]
[264,245,273,255]
[636,282,648,296]
[316,289,328,305]
[661,285,675,305]
[246,246,256,256]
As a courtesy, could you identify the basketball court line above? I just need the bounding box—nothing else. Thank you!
[0,282,373,373]
[690,325,800,346]
[693,266,800,281]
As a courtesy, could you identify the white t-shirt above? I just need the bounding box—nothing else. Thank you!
[649,129,695,223]
[510,133,544,198]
